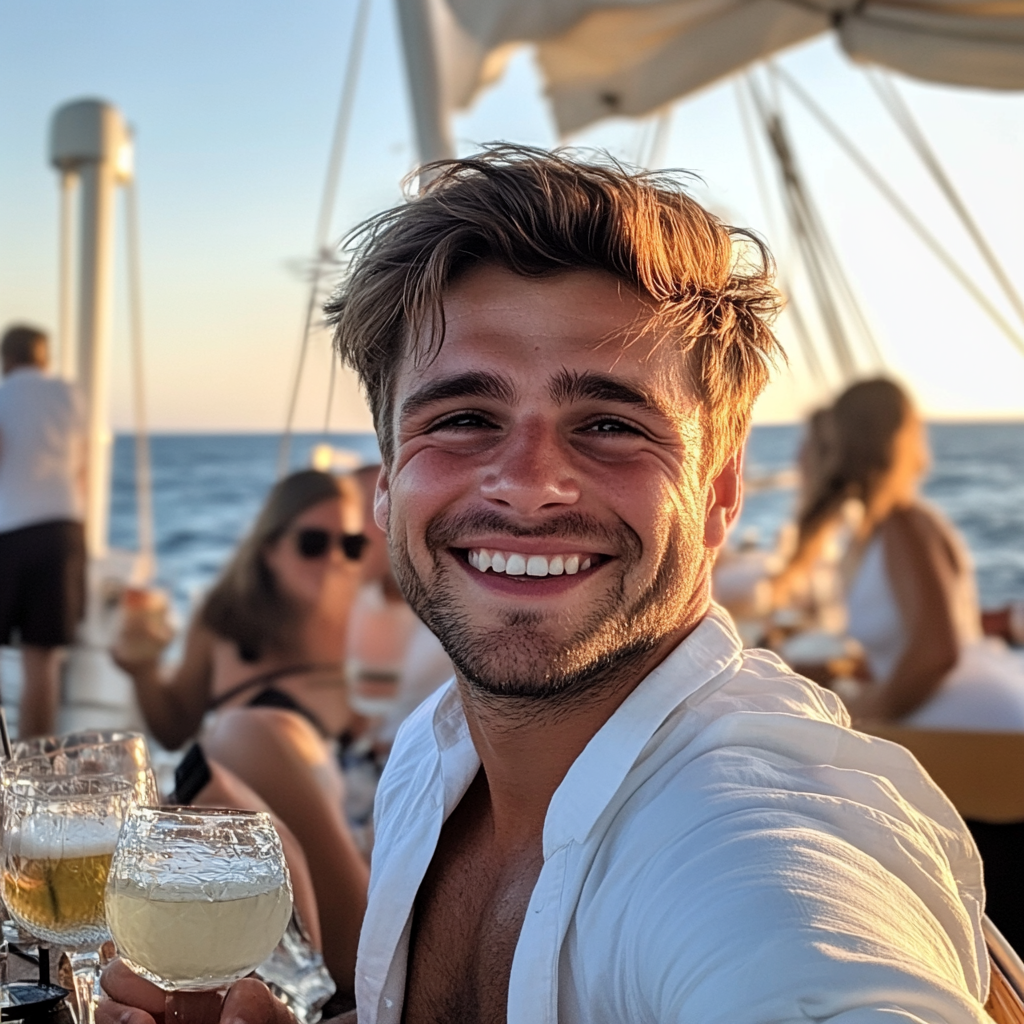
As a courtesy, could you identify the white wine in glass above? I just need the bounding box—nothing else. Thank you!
[106,806,292,1021]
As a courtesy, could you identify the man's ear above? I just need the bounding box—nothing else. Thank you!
[374,468,391,533]
[704,448,744,551]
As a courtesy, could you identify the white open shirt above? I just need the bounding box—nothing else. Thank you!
[357,605,990,1023]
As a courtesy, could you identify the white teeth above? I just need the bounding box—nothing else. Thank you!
[466,549,596,577]
[505,553,527,575]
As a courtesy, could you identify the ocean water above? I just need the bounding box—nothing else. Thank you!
[110,424,1024,617]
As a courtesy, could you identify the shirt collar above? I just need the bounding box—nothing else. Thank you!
[426,603,744,847]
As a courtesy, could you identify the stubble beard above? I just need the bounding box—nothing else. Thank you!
[390,507,709,709]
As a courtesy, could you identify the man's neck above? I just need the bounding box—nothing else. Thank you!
[456,610,706,847]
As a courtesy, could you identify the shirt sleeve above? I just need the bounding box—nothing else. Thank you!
[569,731,989,1024]
[629,818,990,1024]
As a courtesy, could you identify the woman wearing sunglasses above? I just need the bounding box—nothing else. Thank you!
[112,469,370,1001]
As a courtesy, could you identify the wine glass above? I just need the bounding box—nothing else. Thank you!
[1,774,134,1024]
[105,806,293,1024]
[8,730,160,806]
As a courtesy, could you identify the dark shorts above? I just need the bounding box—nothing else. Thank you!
[0,520,86,647]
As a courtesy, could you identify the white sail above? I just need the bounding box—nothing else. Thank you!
[397,0,1024,157]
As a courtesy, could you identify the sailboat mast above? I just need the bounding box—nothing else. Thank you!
[49,99,133,557]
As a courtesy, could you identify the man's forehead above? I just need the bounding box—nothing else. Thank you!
[394,265,696,405]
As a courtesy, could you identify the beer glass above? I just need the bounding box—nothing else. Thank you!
[106,806,292,1023]
[1,774,134,1023]
[8,731,160,806]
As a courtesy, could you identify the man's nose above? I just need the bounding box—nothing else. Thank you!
[479,419,581,514]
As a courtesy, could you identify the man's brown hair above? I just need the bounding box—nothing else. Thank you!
[1,325,48,371]
[327,146,783,472]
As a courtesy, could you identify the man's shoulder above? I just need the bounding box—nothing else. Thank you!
[570,656,988,1019]
[706,643,851,721]
[592,646,982,933]
[0,371,79,405]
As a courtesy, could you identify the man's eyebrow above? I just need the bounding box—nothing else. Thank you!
[548,369,672,418]
[399,371,518,421]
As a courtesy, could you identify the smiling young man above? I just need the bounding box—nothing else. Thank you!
[100,149,990,1024]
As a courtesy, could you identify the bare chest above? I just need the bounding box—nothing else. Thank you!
[401,784,543,1024]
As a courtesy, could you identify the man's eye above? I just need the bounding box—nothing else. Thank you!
[427,412,495,432]
[584,419,643,435]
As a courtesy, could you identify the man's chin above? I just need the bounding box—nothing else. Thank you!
[445,625,660,705]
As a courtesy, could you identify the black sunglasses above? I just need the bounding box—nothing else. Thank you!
[294,528,368,561]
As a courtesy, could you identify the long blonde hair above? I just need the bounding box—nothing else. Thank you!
[796,378,911,549]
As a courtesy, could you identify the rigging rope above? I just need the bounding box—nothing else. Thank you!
[866,69,1024,331]
[279,0,374,474]
[124,178,156,579]
[735,78,829,388]
[771,64,1024,358]
[747,74,876,381]
[647,107,674,169]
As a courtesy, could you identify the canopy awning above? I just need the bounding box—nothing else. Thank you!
[398,0,1024,159]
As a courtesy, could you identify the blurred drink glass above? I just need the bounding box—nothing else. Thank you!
[1,774,133,1022]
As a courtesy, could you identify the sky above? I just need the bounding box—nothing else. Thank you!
[2,1,1024,433]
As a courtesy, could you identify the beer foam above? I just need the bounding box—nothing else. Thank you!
[10,816,120,859]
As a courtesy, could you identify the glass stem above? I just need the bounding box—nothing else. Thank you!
[69,949,101,1024]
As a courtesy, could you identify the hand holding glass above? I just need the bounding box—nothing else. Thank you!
[105,807,292,1023]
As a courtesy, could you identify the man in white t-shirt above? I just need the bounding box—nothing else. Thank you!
[100,150,993,1024]
[0,324,86,736]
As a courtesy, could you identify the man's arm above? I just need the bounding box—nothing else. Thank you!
[627,792,988,1023]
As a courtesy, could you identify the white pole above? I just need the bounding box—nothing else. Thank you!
[50,100,133,558]
[77,158,117,557]
[58,170,78,380]
[395,0,456,170]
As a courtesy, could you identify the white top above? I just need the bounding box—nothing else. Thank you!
[0,367,85,533]
[357,605,989,1023]
[847,507,1024,731]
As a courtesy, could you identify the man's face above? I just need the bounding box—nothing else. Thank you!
[377,265,742,702]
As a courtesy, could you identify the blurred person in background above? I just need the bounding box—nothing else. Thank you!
[112,468,369,998]
[348,463,453,749]
[0,324,86,737]
[796,377,1024,729]
[770,405,860,630]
